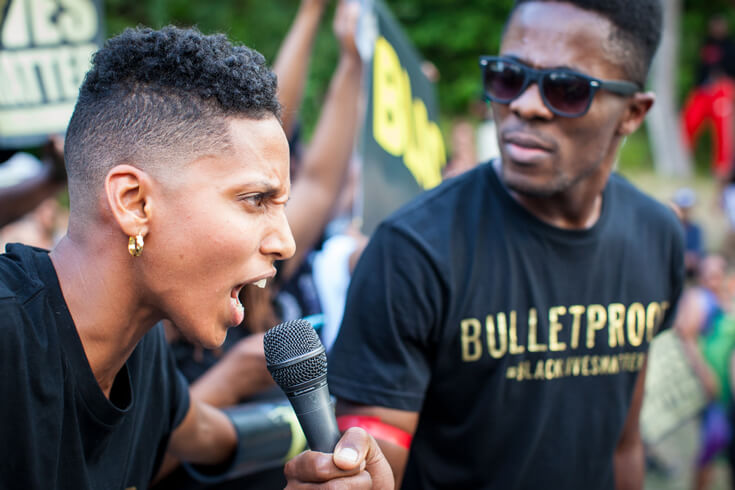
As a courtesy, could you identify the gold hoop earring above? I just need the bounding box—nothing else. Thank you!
[128,233,144,257]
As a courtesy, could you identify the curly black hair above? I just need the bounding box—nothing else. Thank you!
[64,25,281,204]
[512,0,663,86]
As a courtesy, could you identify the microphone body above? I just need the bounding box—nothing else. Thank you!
[264,320,342,453]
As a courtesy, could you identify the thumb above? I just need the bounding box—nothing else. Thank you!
[333,427,395,489]
[333,427,368,470]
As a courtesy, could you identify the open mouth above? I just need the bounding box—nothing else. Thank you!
[228,277,269,325]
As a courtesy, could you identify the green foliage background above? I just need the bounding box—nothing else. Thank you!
[104,0,735,167]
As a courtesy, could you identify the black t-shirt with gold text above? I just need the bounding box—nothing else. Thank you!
[329,162,684,489]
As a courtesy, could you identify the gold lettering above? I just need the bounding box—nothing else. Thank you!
[598,355,610,375]
[509,310,525,354]
[569,357,581,376]
[486,314,508,359]
[544,358,561,380]
[586,305,607,349]
[646,302,662,342]
[619,353,636,371]
[518,361,533,381]
[590,356,600,375]
[608,303,626,348]
[636,352,647,370]
[568,305,585,349]
[609,355,619,373]
[582,355,590,376]
[528,308,547,352]
[460,318,482,362]
[534,360,545,380]
[549,306,567,352]
[626,303,646,347]
[554,359,564,378]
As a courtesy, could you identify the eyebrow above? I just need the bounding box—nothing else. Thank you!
[504,54,583,73]
[234,181,288,200]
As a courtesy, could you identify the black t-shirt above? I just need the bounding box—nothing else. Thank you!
[329,162,684,490]
[0,243,190,489]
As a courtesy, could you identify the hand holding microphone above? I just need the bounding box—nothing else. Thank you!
[264,319,394,489]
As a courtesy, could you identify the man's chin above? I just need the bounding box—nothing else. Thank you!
[502,173,560,199]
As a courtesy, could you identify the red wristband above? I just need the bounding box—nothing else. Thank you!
[337,415,412,449]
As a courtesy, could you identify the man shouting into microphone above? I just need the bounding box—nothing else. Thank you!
[329,0,683,489]
[0,26,391,489]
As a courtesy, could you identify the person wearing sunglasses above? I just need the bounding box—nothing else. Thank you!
[329,1,684,489]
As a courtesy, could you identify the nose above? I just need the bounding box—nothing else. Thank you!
[261,209,296,261]
[508,82,554,121]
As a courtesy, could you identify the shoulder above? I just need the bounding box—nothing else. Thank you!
[388,163,493,225]
[608,174,683,241]
[376,163,497,250]
[0,243,46,303]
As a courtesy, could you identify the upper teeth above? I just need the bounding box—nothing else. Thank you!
[254,279,267,289]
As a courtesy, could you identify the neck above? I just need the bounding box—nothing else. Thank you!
[49,228,161,398]
[494,159,612,230]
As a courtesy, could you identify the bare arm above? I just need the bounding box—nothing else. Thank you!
[153,331,275,483]
[613,359,647,490]
[0,137,66,227]
[336,399,419,488]
[674,289,719,398]
[273,0,329,139]
[281,0,364,281]
[164,399,394,488]
[166,398,238,467]
[189,332,274,407]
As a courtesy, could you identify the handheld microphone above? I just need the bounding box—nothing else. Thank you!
[263,319,341,453]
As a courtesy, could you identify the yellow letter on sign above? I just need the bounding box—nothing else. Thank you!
[372,36,406,157]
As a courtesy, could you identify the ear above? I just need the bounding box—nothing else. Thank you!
[616,91,655,137]
[105,164,154,238]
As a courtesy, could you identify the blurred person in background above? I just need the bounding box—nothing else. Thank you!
[442,119,478,180]
[682,14,735,182]
[675,255,735,490]
[721,170,735,267]
[671,187,705,281]
[329,0,685,488]
[0,136,66,230]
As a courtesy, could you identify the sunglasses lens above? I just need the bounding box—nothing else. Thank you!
[484,60,525,102]
[543,72,592,116]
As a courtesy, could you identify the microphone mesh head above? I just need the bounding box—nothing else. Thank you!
[263,319,327,390]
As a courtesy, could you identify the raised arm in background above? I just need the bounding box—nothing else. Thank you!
[273,0,329,139]
[280,0,364,281]
[0,136,66,227]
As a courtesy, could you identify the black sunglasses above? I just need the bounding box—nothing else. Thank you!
[479,56,641,118]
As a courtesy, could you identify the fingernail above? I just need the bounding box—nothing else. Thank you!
[337,447,359,464]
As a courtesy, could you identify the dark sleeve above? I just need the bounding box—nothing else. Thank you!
[328,223,444,412]
[657,217,686,334]
[0,299,46,488]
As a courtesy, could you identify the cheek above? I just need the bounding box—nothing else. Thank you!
[558,111,621,168]
[150,205,259,281]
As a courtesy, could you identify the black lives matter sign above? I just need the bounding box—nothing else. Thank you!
[357,0,445,234]
[0,0,102,148]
